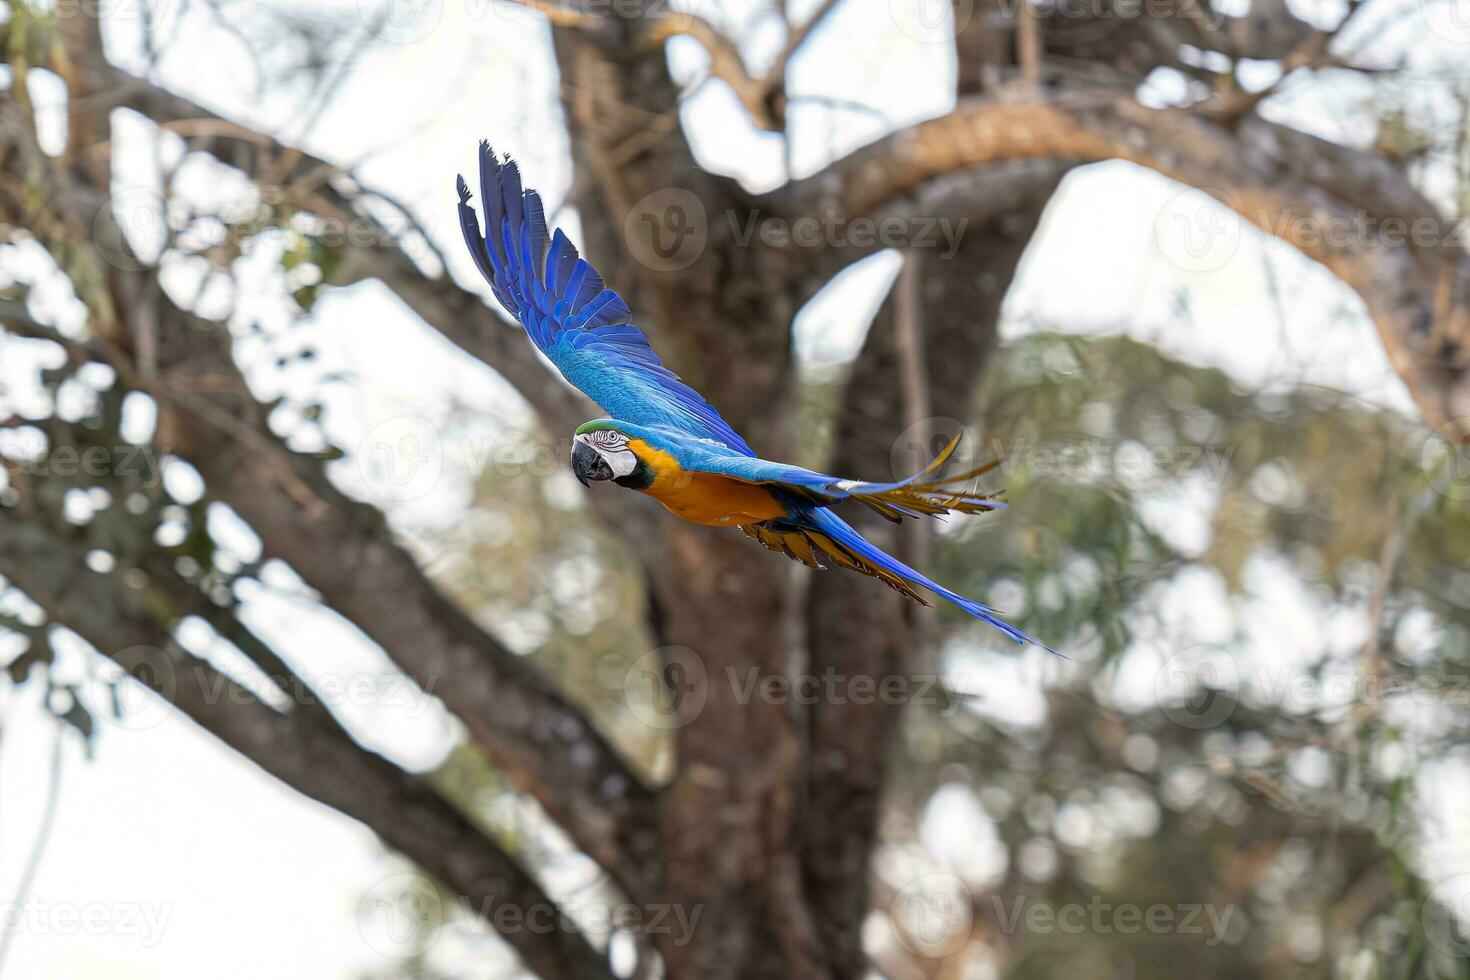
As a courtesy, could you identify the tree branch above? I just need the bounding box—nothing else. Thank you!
[2,70,660,901]
[0,512,616,980]
[88,62,590,435]
[779,91,1470,433]
[639,0,846,131]
[138,283,662,902]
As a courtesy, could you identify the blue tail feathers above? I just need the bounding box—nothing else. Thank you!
[802,508,1055,652]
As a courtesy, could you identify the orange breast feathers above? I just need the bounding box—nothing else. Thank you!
[627,440,788,527]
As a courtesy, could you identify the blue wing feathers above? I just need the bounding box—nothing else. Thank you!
[567,262,603,312]
[455,178,495,288]
[569,290,629,330]
[495,144,524,236]
[458,144,1040,649]
[457,143,754,454]
[547,231,577,296]
[522,189,550,269]
[477,145,509,269]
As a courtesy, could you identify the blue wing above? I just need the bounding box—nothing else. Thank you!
[456,143,754,455]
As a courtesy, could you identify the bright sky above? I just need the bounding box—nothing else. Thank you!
[0,0,1466,976]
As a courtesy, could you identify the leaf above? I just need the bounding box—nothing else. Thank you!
[291,285,318,311]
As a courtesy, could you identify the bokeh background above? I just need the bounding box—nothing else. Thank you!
[1,0,1469,976]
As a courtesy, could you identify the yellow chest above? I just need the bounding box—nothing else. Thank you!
[629,440,787,527]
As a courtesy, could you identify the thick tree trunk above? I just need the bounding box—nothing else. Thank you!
[5,2,1462,977]
[547,10,1060,975]
[551,24,820,978]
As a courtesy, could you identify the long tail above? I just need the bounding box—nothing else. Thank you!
[793,508,1052,651]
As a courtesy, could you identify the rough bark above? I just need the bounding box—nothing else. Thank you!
[550,22,816,978]
[781,93,1470,435]
[2,0,1464,976]
[799,14,1065,968]
[0,512,614,980]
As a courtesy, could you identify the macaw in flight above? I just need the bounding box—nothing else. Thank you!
[456,143,1045,647]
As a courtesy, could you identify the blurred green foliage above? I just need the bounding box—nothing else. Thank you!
[426,331,1470,978]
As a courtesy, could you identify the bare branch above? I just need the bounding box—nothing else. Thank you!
[138,284,662,902]
[1204,0,1372,123]
[799,173,1058,978]
[770,0,844,82]
[0,513,617,980]
[89,63,589,433]
[3,41,659,900]
[639,0,847,131]
[779,91,1470,433]
[643,11,781,131]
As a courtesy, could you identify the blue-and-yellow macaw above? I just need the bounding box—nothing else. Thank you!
[456,143,1043,647]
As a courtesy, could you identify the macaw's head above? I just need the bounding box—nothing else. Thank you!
[571,420,649,489]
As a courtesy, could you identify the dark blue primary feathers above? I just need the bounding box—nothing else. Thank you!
[456,143,754,455]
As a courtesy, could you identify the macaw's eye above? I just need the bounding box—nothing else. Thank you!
[588,429,626,450]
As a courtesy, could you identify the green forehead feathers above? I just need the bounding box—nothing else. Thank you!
[575,419,626,435]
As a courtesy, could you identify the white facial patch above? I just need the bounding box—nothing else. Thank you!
[578,430,638,478]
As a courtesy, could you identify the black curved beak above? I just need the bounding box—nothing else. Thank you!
[571,441,613,487]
